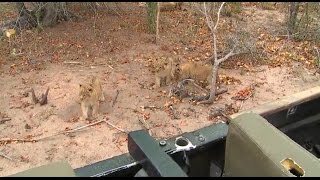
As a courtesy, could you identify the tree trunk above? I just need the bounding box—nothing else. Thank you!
[156,2,160,44]
[206,64,219,103]
[288,2,300,35]
[146,2,158,34]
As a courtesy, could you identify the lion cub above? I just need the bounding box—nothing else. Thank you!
[79,76,105,121]
[155,58,180,88]
[179,62,212,88]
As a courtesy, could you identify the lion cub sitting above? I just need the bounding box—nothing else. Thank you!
[179,62,212,88]
[155,57,180,88]
[79,76,105,121]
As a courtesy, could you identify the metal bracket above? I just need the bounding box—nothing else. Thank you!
[286,106,298,119]
[128,130,188,177]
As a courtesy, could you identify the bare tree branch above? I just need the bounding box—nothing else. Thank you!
[204,2,226,65]
[214,2,225,30]
[216,45,237,65]
[203,2,214,32]
[199,2,228,104]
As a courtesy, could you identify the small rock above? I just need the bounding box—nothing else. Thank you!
[25,124,32,129]
[181,108,190,117]
[208,107,224,121]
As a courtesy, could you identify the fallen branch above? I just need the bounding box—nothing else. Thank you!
[103,119,128,134]
[0,118,127,143]
[19,120,106,142]
[62,120,105,134]
[63,61,83,65]
[139,118,150,130]
[111,90,120,107]
[193,86,228,102]
[0,117,11,124]
[169,78,208,99]
[107,64,114,70]
[180,79,208,94]
[0,151,13,161]
[141,105,161,110]
[137,116,150,130]
[0,138,35,143]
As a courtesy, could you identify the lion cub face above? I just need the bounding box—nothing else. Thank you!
[155,57,181,88]
[79,76,105,121]
[79,84,95,101]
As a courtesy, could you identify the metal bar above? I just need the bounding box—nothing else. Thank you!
[74,153,139,177]
[280,112,320,133]
[128,130,188,177]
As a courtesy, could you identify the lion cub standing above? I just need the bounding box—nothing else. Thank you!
[155,58,180,88]
[180,62,213,88]
[79,76,105,121]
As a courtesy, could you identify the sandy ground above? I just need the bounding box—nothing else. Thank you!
[0,2,319,176]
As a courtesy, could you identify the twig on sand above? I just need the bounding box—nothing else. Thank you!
[0,117,11,124]
[103,118,128,134]
[62,120,105,134]
[107,65,114,70]
[0,118,128,144]
[0,151,14,161]
[137,115,153,136]
[0,138,36,143]
[111,90,120,107]
[28,120,106,142]
[63,61,83,65]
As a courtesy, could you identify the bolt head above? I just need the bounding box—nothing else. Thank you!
[198,135,205,142]
[159,140,167,146]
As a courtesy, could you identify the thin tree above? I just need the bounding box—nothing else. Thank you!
[199,2,239,104]
[146,2,157,35]
[156,2,160,44]
[287,2,300,36]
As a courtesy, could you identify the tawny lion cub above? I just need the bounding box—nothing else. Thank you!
[79,76,105,121]
[155,58,180,88]
[180,62,213,88]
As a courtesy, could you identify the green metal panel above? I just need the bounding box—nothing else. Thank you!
[128,130,187,177]
[223,113,320,177]
[10,161,76,177]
